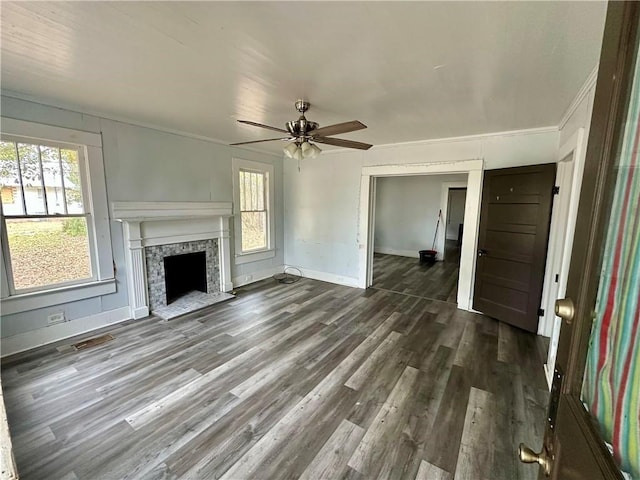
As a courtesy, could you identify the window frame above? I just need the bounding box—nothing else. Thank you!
[232,158,275,265]
[0,118,115,315]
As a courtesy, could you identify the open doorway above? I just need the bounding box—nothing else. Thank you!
[441,182,467,267]
[371,174,467,304]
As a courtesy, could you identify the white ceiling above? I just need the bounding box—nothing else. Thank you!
[1,2,607,153]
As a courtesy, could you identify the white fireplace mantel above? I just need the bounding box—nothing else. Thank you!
[112,201,233,320]
[112,201,233,222]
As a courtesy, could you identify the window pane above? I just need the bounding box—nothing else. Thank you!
[241,211,267,251]
[40,146,66,214]
[6,217,92,290]
[17,143,46,215]
[239,170,247,211]
[0,141,24,215]
[238,171,246,211]
[239,170,266,212]
[245,171,252,210]
[60,149,84,214]
[251,172,258,210]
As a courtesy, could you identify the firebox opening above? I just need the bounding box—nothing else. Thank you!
[164,251,207,305]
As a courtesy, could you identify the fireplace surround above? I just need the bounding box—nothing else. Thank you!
[112,202,233,319]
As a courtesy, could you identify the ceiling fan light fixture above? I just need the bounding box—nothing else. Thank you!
[293,146,304,161]
[301,141,313,156]
[284,142,298,159]
[307,143,321,159]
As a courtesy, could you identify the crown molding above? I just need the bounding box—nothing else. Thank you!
[319,125,559,156]
[558,66,599,131]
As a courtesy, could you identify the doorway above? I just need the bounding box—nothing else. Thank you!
[443,185,467,264]
[357,158,484,311]
[371,175,467,303]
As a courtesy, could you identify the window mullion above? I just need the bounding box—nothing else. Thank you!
[13,143,27,215]
[57,148,68,214]
[37,145,49,214]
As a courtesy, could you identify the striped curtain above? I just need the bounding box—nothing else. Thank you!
[582,42,640,479]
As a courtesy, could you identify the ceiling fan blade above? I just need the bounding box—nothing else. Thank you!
[237,120,288,134]
[230,137,290,146]
[309,120,367,138]
[313,136,373,150]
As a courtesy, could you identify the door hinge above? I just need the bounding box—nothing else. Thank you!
[552,186,560,195]
[538,308,545,317]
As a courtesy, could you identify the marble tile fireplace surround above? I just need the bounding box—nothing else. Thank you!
[112,202,233,320]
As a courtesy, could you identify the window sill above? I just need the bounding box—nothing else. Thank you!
[234,249,276,265]
[0,279,116,315]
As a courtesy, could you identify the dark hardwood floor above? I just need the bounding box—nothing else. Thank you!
[1,277,549,480]
[372,241,461,303]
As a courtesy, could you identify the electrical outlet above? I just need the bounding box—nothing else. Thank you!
[245,275,253,282]
[47,312,65,325]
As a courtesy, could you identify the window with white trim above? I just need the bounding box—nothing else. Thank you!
[0,118,115,314]
[1,138,94,292]
[232,159,275,264]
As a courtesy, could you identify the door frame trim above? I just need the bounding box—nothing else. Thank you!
[543,127,587,384]
[547,2,639,478]
[357,158,483,311]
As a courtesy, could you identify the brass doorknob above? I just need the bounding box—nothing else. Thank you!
[519,443,551,476]
[555,298,575,324]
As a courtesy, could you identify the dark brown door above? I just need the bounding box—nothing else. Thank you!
[519,3,639,479]
[473,164,556,332]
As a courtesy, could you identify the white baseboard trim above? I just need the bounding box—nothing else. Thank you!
[286,265,360,289]
[1,306,131,358]
[232,265,284,288]
[374,247,419,258]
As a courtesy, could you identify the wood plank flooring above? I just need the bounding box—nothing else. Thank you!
[372,242,460,302]
[1,277,549,480]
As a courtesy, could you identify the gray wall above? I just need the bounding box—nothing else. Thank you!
[374,174,467,256]
[0,95,283,338]
[284,129,559,284]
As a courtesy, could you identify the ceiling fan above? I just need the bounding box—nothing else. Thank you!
[231,100,373,159]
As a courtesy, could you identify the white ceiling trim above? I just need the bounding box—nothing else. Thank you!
[558,66,599,131]
[319,125,559,156]
[373,125,559,148]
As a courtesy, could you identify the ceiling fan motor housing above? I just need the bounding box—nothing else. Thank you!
[286,100,318,139]
[286,117,318,138]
